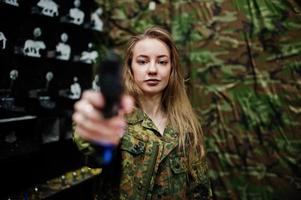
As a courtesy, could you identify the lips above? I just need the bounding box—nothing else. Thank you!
[145,79,160,86]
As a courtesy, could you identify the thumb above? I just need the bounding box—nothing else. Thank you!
[120,95,134,114]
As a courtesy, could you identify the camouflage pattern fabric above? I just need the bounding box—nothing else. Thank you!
[92,1,301,199]
[73,108,212,200]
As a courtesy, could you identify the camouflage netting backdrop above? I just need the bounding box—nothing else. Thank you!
[95,0,301,199]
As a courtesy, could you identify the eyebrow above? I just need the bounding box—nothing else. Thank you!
[136,55,169,58]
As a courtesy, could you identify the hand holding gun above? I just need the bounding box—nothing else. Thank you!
[73,51,134,165]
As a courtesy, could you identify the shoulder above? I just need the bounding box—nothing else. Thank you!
[125,107,144,125]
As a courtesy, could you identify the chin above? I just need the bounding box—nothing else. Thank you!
[142,89,164,96]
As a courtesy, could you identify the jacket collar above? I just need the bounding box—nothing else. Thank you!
[125,107,162,134]
[125,108,178,140]
[125,107,144,125]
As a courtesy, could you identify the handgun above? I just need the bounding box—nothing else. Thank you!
[97,50,123,165]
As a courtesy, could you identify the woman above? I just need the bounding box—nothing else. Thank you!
[73,26,212,199]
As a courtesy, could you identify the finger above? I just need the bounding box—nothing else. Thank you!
[74,100,103,121]
[102,116,127,132]
[73,113,126,139]
[120,95,134,114]
[82,90,104,109]
[73,117,125,145]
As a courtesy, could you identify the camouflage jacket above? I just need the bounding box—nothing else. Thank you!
[73,108,212,200]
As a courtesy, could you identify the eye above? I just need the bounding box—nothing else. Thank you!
[137,60,148,65]
[158,60,168,65]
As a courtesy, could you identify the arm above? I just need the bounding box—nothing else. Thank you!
[73,129,115,167]
[72,90,134,166]
[190,157,213,200]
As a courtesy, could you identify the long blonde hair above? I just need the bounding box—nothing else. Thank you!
[123,26,205,172]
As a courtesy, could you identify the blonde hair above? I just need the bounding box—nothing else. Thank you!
[123,26,205,173]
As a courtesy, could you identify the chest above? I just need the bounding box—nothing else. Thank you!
[116,132,189,199]
[151,117,167,135]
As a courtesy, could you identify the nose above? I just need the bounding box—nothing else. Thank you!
[147,61,157,74]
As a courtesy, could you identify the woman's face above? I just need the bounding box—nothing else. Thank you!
[131,38,171,97]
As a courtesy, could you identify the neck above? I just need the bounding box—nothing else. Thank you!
[140,93,164,118]
[140,93,167,135]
